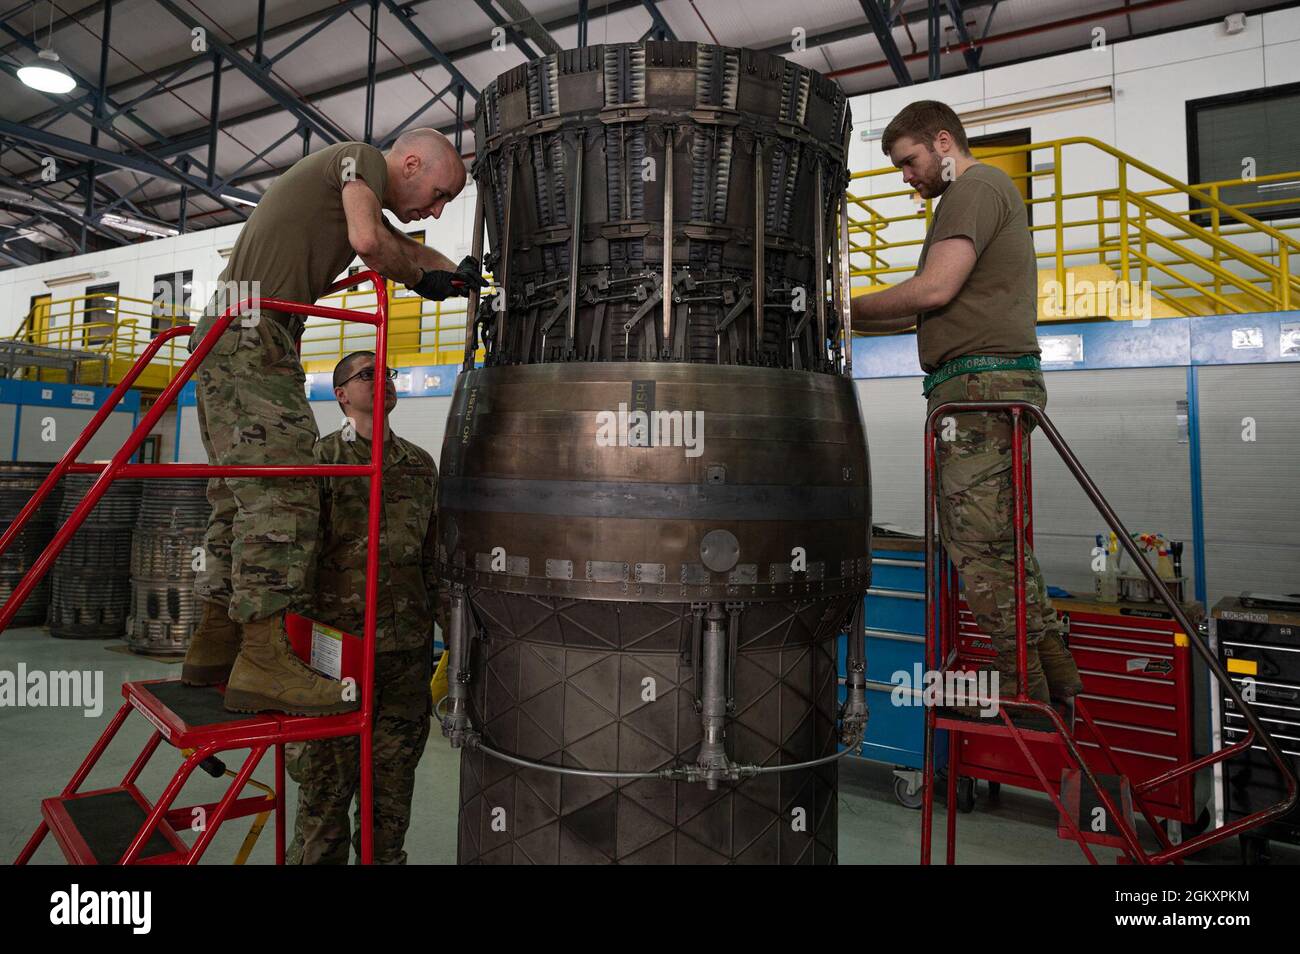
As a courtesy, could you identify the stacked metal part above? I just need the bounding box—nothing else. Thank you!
[469,42,853,369]
[126,478,211,655]
[439,42,870,864]
[0,463,58,628]
[48,475,141,639]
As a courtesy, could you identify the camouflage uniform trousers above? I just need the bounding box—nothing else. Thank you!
[927,368,1065,678]
[286,644,433,865]
[191,310,320,623]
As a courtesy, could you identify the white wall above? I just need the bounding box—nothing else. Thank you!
[0,222,236,340]
[179,394,455,467]
[153,404,178,464]
[846,8,1300,292]
[309,394,454,461]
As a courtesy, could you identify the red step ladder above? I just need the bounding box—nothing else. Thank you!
[3,271,392,865]
[920,401,1298,865]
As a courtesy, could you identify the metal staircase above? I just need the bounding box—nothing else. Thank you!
[848,136,1300,320]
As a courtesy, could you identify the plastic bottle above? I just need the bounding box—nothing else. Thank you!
[1095,531,1119,602]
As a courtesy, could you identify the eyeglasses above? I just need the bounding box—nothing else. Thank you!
[339,366,398,386]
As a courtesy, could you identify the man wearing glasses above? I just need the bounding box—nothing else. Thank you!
[288,350,441,864]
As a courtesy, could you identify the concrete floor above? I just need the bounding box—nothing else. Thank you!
[3,624,1294,865]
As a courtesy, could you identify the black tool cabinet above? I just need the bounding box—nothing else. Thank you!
[1213,594,1300,864]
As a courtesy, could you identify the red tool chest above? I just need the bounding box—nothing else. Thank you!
[954,595,1202,824]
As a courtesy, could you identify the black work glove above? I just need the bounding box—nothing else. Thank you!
[410,256,487,301]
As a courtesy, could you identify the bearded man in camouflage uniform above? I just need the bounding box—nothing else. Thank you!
[287,350,441,864]
[851,101,1082,711]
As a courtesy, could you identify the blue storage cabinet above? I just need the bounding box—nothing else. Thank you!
[839,540,948,806]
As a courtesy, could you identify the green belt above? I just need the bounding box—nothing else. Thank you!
[922,354,1041,396]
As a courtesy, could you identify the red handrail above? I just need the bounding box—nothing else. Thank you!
[920,399,1298,865]
[0,269,391,864]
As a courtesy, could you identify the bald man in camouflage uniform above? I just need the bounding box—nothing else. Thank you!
[181,129,480,715]
[288,351,440,865]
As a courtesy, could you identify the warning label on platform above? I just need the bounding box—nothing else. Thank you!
[309,623,344,680]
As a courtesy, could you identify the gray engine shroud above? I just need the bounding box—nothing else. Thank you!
[441,42,868,864]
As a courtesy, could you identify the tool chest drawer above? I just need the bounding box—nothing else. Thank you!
[863,631,926,684]
[1072,711,1185,760]
[1219,642,1300,686]
[846,545,944,774]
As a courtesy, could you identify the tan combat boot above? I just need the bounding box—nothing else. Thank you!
[223,614,359,716]
[181,600,242,686]
[991,648,1056,730]
[993,646,1052,704]
[1039,630,1084,702]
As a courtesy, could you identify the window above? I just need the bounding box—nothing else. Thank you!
[1188,83,1300,223]
[137,434,161,464]
[152,270,193,335]
[83,282,119,347]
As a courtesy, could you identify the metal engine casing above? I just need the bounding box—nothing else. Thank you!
[439,42,869,864]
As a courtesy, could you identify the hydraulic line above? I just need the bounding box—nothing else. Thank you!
[436,600,867,783]
[435,694,865,781]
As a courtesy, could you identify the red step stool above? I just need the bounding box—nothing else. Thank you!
[20,615,364,865]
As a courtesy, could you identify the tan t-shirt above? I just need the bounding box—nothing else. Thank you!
[196,141,388,342]
[914,163,1039,372]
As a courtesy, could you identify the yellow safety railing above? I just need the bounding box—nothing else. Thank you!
[303,284,474,373]
[6,285,482,389]
[846,136,1300,319]
[13,293,191,388]
[1123,170,1300,314]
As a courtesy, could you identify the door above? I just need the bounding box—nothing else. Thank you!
[970,129,1032,218]
[138,434,161,464]
[28,292,52,336]
[84,282,119,348]
[27,294,53,382]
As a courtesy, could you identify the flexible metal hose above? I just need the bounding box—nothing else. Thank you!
[436,694,865,781]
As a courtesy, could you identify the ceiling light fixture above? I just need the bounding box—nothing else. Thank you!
[18,4,75,95]
[100,213,179,238]
[18,48,76,94]
[44,270,106,288]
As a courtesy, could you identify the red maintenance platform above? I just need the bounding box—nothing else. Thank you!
[955,594,1204,833]
[2,271,392,865]
[920,401,1297,865]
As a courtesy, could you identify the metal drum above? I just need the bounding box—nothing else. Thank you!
[0,462,58,628]
[127,478,211,655]
[440,42,869,864]
[48,475,141,639]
